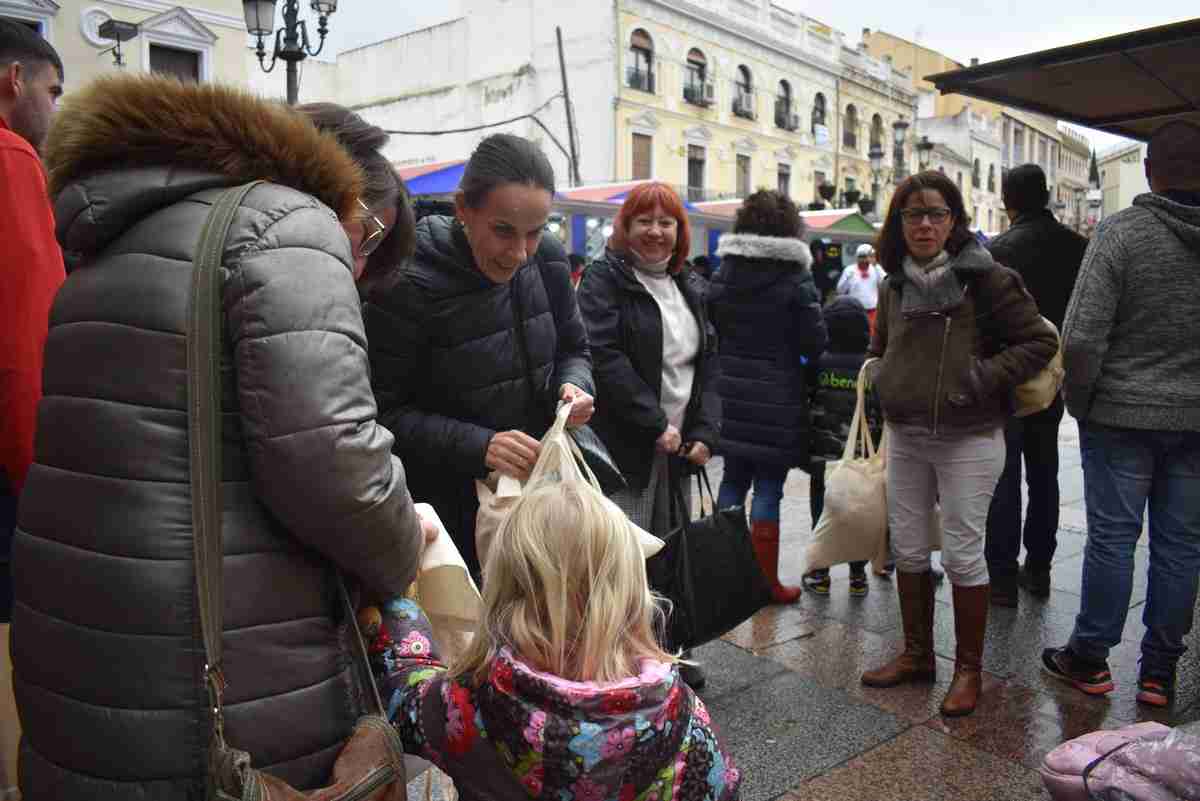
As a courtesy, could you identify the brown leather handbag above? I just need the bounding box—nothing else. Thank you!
[189,183,408,801]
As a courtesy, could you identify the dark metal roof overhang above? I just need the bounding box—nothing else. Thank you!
[926,18,1200,142]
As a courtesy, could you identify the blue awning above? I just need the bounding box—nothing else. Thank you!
[403,162,466,196]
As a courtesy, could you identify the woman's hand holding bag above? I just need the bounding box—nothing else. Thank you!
[475,400,662,569]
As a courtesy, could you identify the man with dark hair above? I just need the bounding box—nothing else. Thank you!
[983,163,1087,607]
[0,17,64,795]
[1043,122,1200,709]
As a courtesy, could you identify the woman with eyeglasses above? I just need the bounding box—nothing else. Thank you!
[859,171,1055,717]
[366,133,594,580]
[298,103,416,299]
[12,80,433,797]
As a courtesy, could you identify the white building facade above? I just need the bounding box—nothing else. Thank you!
[1097,142,1150,219]
[917,107,1003,233]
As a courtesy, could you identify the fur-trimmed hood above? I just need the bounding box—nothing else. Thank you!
[45,74,363,261]
[715,233,813,269]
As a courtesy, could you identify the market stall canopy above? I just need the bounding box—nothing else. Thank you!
[398,160,467,196]
[926,18,1200,142]
[693,203,877,235]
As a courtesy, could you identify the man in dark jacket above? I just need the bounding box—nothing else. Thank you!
[984,164,1086,607]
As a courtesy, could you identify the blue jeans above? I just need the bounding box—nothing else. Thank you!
[717,456,787,523]
[1068,422,1200,674]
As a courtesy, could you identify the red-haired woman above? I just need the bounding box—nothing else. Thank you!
[577,182,720,686]
[578,183,720,535]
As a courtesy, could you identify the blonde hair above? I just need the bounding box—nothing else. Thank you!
[451,480,676,685]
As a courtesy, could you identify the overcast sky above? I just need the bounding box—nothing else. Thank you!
[309,0,1195,151]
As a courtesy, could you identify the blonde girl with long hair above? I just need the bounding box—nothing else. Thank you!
[371,481,741,801]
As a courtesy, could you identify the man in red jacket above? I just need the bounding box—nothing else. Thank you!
[0,20,64,621]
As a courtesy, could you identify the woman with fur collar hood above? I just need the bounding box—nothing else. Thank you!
[708,190,828,604]
[10,75,429,799]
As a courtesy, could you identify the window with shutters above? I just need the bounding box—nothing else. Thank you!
[627,29,655,93]
[687,145,706,203]
[632,133,652,180]
[150,44,200,82]
[736,154,751,198]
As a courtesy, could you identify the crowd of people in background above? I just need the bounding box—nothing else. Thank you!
[3,16,1200,800]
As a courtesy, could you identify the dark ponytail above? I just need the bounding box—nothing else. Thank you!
[460,133,556,209]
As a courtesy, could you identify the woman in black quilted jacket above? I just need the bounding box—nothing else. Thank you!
[366,134,595,578]
[708,190,828,604]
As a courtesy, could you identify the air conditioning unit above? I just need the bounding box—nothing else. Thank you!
[789,113,800,131]
[702,82,716,106]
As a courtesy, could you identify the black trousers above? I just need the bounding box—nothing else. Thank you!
[985,394,1065,578]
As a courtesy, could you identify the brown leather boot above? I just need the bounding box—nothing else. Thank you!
[941,583,990,717]
[750,521,802,604]
[861,571,936,687]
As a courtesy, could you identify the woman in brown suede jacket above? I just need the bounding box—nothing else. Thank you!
[860,171,1056,717]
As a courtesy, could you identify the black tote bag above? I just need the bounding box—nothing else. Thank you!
[646,465,773,651]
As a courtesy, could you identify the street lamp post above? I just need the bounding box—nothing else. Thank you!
[891,117,909,183]
[244,0,338,105]
[916,135,935,172]
[868,142,885,219]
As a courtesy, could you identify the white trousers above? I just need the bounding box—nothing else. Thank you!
[886,425,1005,586]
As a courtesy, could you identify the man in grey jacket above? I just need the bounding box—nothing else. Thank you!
[1043,121,1200,709]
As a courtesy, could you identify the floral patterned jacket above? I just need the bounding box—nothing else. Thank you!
[372,599,741,801]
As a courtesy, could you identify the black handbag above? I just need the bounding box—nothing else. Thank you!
[566,424,627,496]
[645,466,772,651]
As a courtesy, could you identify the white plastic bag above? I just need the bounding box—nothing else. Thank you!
[804,361,888,572]
[475,401,662,568]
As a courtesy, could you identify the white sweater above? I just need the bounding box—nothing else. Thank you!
[632,264,700,430]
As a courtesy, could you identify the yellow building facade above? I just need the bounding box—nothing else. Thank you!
[2,0,251,92]
[614,0,915,212]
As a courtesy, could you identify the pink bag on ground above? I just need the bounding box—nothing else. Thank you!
[1040,721,1200,801]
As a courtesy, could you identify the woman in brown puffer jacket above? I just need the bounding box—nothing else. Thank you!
[859,171,1056,717]
[12,76,427,799]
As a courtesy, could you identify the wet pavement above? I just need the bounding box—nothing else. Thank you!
[692,415,1199,801]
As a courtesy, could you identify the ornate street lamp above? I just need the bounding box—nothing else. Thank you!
[244,0,338,105]
[98,19,139,67]
[891,117,909,182]
[916,135,935,172]
[868,142,886,217]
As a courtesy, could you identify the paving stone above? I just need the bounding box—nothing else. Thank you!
[704,668,907,801]
[762,622,1003,725]
[781,726,1049,801]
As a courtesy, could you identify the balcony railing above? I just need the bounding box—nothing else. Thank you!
[732,91,756,120]
[683,81,711,107]
[626,67,655,94]
[775,100,797,131]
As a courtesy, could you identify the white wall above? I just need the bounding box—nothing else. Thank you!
[254,0,619,187]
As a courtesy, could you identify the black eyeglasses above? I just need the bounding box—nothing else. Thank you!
[357,198,387,258]
[899,207,952,226]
